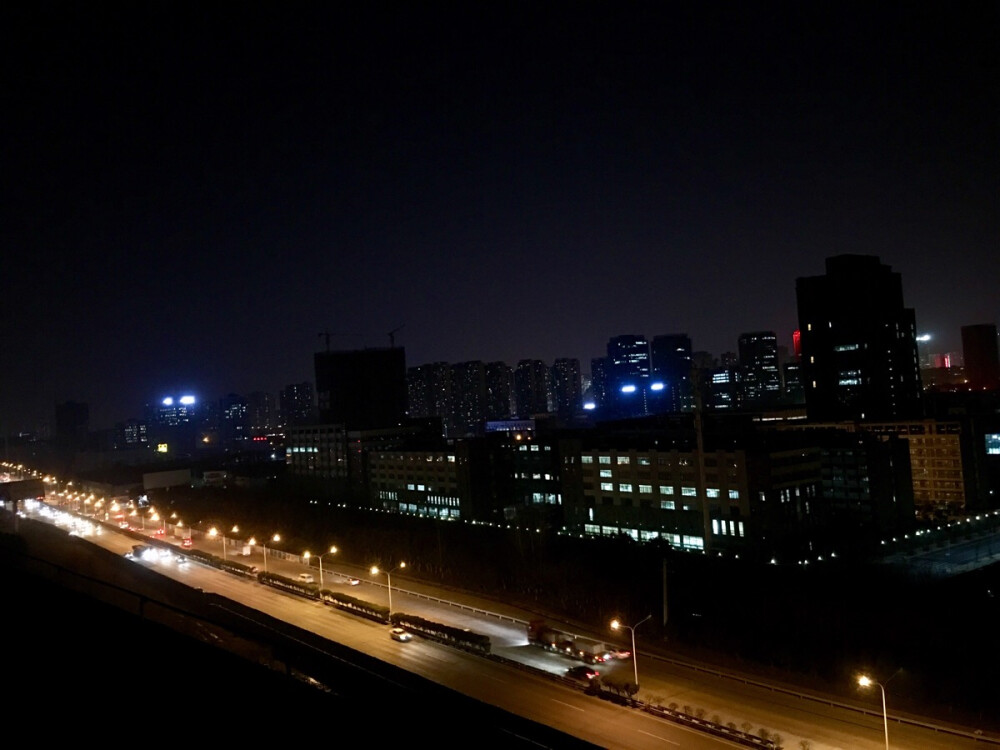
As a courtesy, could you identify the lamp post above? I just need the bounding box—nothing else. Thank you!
[371,562,406,616]
[611,614,652,687]
[858,674,890,750]
[256,533,280,573]
[209,526,227,559]
[313,546,338,587]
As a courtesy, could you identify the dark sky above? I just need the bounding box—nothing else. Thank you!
[3,3,997,431]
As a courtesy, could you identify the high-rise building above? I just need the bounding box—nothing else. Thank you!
[551,358,582,418]
[314,347,407,430]
[796,254,923,421]
[738,331,781,408]
[961,324,1000,391]
[279,382,315,427]
[450,361,487,437]
[407,362,453,424]
[514,359,550,418]
[246,391,276,433]
[586,357,608,411]
[219,393,248,444]
[484,361,514,420]
[650,334,693,413]
[606,335,650,418]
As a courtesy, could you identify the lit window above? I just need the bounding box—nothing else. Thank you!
[706,488,720,498]
[639,484,652,494]
[617,456,630,465]
[661,500,675,510]
[599,456,611,465]
[660,485,674,495]
[619,483,633,493]
[581,455,593,464]
[729,489,740,500]
[682,487,697,497]
[599,469,612,478]
[600,482,614,492]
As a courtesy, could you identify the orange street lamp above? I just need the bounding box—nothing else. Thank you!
[611,615,651,687]
[370,562,406,616]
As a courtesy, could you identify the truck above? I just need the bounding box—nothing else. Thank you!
[527,619,575,657]
[572,636,608,664]
[527,620,617,664]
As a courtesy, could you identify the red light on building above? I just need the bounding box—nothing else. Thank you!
[792,329,801,357]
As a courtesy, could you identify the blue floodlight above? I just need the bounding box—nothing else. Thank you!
[583,401,596,411]
[179,395,196,405]
[162,397,174,406]
[650,382,665,391]
[620,384,637,394]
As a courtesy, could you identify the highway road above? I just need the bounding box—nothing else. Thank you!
[13,500,1000,750]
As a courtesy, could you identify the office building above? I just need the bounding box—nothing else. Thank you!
[315,347,407,431]
[738,331,781,408]
[962,324,1000,391]
[650,334,693,413]
[796,254,923,421]
[606,335,651,418]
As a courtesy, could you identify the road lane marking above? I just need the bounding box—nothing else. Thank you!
[637,729,679,745]
[550,699,586,712]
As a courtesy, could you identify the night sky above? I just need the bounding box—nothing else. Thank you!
[3,4,997,431]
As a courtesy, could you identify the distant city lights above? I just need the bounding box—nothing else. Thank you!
[620,385,637,393]
[650,382,665,391]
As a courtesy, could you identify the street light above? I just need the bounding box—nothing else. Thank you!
[252,533,281,573]
[611,614,652,687]
[858,674,891,750]
[309,546,338,587]
[370,562,406,616]
[209,526,227,559]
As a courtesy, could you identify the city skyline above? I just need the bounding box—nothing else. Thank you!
[5,5,996,431]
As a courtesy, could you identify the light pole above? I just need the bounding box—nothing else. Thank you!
[314,546,338,587]
[858,674,890,750]
[255,533,280,573]
[371,562,406,616]
[209,526,226,560]
[611,614,652,687]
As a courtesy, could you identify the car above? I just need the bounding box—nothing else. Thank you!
[296,572,316,584]
[565,666,599,683]
[152,528,165,536]
[118,521,130,529]
[602,648,632,661]
[346,577,360,586]
[390,627,413,642]
[181,537,193,547]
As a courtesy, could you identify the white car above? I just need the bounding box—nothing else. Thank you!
[390,627,413,642]
[297,573,316,584]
